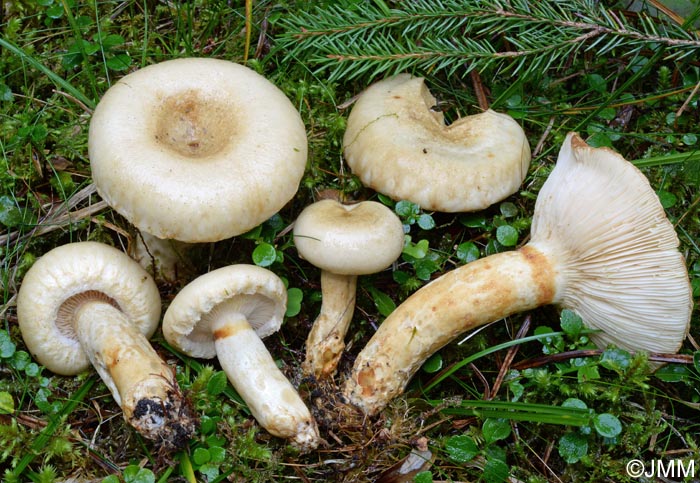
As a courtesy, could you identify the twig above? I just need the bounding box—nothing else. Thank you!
[0,184,108,246]
[489,316,531,399]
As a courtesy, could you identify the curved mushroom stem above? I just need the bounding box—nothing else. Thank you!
[211,310,320,452]
[132,231,190,282]
[303,271,358,378]
[344,245,560,416]
[74,301,197,449]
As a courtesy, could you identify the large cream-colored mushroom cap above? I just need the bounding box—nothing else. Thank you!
[343,74,531,212]
[17,242,161,375]
[293,199,404,275]
[163,264,287,359]
[532,132,693,354]
[89,58,307,242]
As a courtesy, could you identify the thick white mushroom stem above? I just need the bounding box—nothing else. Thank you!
[211,308,320,452]
[74,300,196,448]
[344,245,559,416]
[303,272,358,378]
[132,231,190,282]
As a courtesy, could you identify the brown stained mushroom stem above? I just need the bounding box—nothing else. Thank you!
[73,302,190,442]
[293,199,404,378]
[17,242,196,450]
[344,133,693,416]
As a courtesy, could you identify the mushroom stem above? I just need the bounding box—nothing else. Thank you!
[344,245,560,416]
[74,301,197,447]
[303,272,358,378]
[132,231,190,282]
[211,306,320,452]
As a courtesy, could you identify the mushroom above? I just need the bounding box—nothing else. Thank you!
[88,57,308,280]
[17,242,197,449]
[344,133,693,416]
[293,199,404,378]
[343,73,531,213]
[162,264,320,451]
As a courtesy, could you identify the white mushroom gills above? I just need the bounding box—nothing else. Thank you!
[211,301,319,450]
[344,132,693,416]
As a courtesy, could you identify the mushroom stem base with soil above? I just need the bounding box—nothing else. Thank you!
[344,245,558,416]
[302,272,357,378]
[212,304,320,452]
[74,300,197,448]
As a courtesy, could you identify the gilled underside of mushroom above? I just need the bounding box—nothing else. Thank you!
[343,132,693,416]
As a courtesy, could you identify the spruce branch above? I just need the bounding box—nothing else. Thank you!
[277,0,700,82]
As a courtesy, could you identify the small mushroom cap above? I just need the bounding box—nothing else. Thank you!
[17,242,161,375]
[89,58,307,243]
[343,74,531,212]
[531,132,693,354]
[293,199,404,275]
[163,265,287,359]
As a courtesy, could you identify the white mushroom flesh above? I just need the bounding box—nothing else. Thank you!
[211,301,320,452]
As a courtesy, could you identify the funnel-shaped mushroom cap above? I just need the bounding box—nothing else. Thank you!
[342,74,531,212]
[89,58,307,243]
[293,199,405,275]
[163,265,287,359]
[17,242,161,375]
[531,133,693,354]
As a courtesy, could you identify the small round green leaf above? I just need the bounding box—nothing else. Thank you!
[495,225,518,246]
[193,447,211,466]
[561,398,588,410]
[0,392,14,414]
[444,435,478,463]
[422,353,443,373]
[558,431,588,464]
[417,213,435,230]
[252,242,277,267]
[482,418,511,444]
[483,455,509,483]
[499,201,518,218]
[285,287,303,317]
[456,242,480,263]
[593,413,622,438]
[559,309,583,337]
[655,364,689,382]
[206,371,228,396]
[413,471,433,483]
[600,348,631,372]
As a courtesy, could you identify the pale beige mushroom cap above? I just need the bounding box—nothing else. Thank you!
[163,264,287,358]
[531,132,693,354]
[293,199,405,275]
[17,242,161,375]
[342,74,531,212]
[89,58,307,242]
